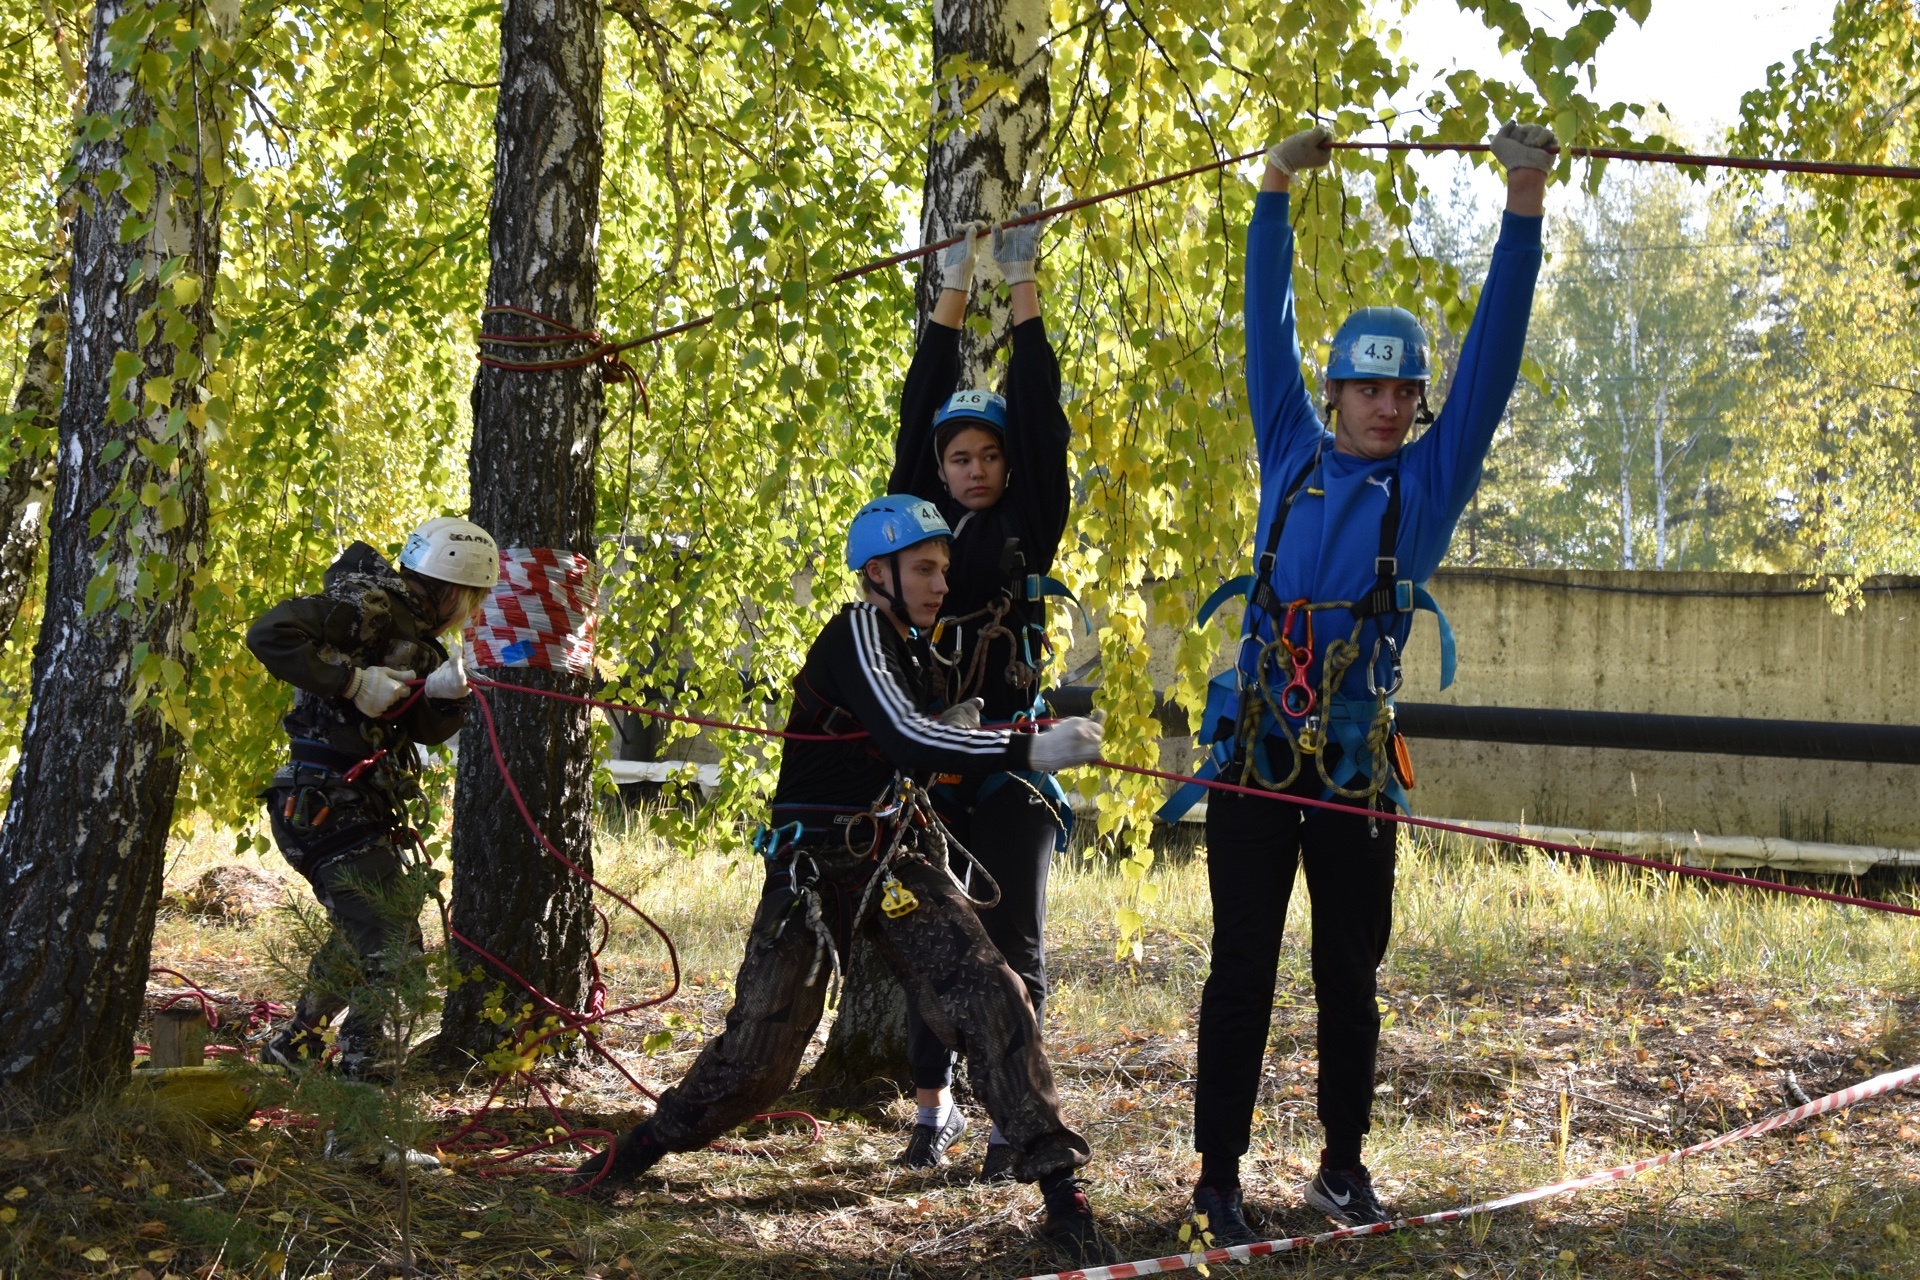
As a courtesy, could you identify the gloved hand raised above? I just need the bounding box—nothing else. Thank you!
[1490,120,1558,173]
[1266,124,1333,176]
[423,649,471,701]
[344,665,415,717]
[939,222,988,292]
[992,204,1043,285]
[937,697,984,730]
[1028,716,1104,772]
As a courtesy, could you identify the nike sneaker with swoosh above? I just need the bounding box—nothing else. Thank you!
[1303,1163,1391,1226]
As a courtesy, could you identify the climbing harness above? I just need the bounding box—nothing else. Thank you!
[1157,446,1455,825]
[928,534,1090,706]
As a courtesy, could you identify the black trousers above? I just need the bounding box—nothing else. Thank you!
[906,774,1061,1091]
[1193,767,1397,1164]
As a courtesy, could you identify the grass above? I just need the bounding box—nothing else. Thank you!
[4,810,1920,1278]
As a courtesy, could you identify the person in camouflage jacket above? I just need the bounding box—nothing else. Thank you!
[245,518,499,1079]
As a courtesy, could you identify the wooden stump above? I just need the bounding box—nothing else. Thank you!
[150,1007,207,1069]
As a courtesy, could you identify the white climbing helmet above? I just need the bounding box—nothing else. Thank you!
[398,517,501,590]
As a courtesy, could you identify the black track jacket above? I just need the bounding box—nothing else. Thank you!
[772,603,1034,816]
[889,317,1072,721]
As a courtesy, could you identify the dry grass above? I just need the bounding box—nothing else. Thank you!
[4,810,1920,1278]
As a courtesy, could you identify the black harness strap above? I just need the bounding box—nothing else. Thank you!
[1247,455,1321,626]
[1352,467,1404,620]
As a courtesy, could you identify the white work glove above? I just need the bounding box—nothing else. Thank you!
[1028,716,1104,772]
[422,649,470,700]
[1266,124,1333,176]
[343,665,415,717]
[1490,120,1558,173]
[992,204,1043,285]
[938,222,987,292]
[937,697,984,730]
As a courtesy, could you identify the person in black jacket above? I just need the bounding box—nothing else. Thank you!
[246,518,499,1080]
[572,498,1115,1266]
[887,209,1077,1178]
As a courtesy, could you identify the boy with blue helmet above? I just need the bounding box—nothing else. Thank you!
[888,203,1080,1182]
[1184,120,1554,1242]
[574,498,1113,1265]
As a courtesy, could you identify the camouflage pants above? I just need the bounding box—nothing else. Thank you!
[267,782,424,1069]
[643,848,1091,1182]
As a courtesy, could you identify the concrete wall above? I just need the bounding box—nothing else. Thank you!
[1061,570,1920,849]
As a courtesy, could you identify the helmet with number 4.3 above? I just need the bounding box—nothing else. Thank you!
[1326,307,1431,383]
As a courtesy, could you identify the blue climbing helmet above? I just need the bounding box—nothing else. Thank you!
[1326,307,1432,383]
[931,389,1008,438]
[844,496,951,572]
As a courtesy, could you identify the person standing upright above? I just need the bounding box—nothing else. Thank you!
[1185,120,1554,1240]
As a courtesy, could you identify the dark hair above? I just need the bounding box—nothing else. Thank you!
[935,418,1006,462]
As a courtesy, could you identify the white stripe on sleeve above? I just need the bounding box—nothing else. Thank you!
[849,607,1013,757]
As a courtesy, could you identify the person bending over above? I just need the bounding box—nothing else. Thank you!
[885,208,1076,1177]
[1187,121,1552,1241]
[247,518,499,1080]
[570,497,1115,1266]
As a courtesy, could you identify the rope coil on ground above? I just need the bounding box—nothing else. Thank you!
[1012,1063,1920,1280]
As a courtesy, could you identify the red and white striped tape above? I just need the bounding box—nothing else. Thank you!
[466,547,599,677]
[1016,1063,1920,1280]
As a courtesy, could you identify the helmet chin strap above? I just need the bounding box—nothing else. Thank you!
[871,553,915,628]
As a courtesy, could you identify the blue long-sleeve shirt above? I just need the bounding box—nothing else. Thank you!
[1238,190,1543,703]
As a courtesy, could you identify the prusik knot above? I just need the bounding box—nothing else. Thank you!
[477,304,650,400]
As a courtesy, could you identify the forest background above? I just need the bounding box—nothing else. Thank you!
[0,0,1915,874]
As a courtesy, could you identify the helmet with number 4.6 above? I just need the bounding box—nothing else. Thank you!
[399,516,501,590]
[1326,307,1431,383]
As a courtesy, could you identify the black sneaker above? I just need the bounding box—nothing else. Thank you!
[1189,1183,1259,1247]
[977,1142,1018,1183]
[260,1024,327,1071]
[896,1109,968,1169]
[1038,1176,1117,1266]
[570,1126,666,1191]
[1303,1163,1392,1227]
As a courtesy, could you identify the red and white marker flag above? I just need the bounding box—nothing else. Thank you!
[466,547,599,678]
[1014,1063,1920,1280]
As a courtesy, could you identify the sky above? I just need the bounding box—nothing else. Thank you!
[1398,0,1835,144]
[1387,0,1836,215]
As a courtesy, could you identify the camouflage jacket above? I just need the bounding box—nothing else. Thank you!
[245,541,466,770]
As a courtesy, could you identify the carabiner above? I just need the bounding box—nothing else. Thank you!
[1366,635,1405,699]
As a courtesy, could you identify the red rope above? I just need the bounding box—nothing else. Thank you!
[1329,139,1920,182]
[440,681,821,1187]
[471,678,1920,919]
[467,142,1920,366]
[469,673,861,741]
[1095,757,1920,918]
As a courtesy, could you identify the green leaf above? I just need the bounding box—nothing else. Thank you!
[158,496,187,531]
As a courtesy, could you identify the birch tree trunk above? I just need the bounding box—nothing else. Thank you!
[0,0,224,1114]
[440,0,605,1059]
[912,0,1052,380]
[0,281,65,649]
[806,0,1051,1106]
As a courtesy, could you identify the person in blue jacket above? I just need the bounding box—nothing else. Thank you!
[1186,120,1555,1242]
[886,208,1077,1178]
